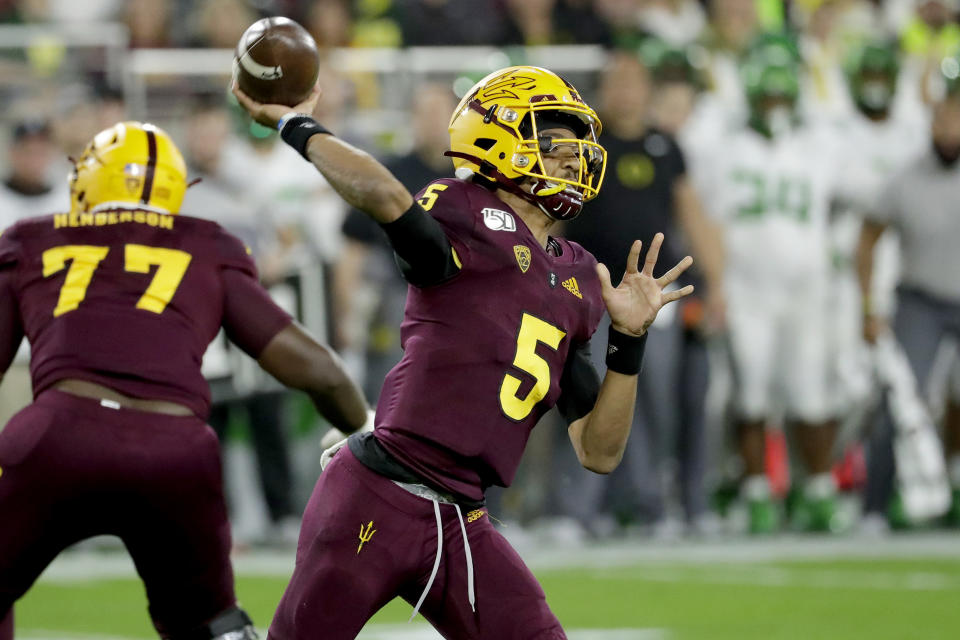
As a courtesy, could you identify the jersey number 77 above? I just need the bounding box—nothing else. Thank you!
[42,243,192,317]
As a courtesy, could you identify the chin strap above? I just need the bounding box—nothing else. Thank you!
[443,151,583,221]
[528,177,583,220]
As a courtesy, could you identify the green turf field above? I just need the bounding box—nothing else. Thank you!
[14,535,960,639]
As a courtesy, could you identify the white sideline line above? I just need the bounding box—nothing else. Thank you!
[21,626,666,640]
[604,566,960,591]
[21,631,139,640]
[36,533,960,583]
[356,626,666,640]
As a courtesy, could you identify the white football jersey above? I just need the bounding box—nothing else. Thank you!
[831,112,927,314]
[835,112,928,214]
[699,123,841,289]
[828,112,927,411]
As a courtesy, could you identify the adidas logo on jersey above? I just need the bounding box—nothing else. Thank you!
[561,277,582,299]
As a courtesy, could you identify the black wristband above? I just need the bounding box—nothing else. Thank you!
[278,114,332,160]
[605,327,647,375]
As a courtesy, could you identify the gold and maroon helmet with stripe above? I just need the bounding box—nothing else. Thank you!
[69,121,187,215]
[447,66,606,220]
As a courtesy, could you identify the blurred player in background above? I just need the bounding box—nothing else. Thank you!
[828,40,927,477]
[0,121,368,639]
[0,120,66,229]
[698,42,845,534]
[235,64,694,638]
[0,119,69,426]
[182,97,303,547]
[857,83,960,528]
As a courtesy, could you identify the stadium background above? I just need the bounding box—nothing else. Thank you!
[1,0,959,637]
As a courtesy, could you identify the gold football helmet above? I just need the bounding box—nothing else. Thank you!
[447,66,606,220]
[69,121,187,215]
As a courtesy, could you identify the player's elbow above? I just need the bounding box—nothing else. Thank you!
[569,417,625,474]
[575,443,624,474]
[580,453,623,475]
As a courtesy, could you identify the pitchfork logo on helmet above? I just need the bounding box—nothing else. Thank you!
[69,121,188,216]
[447,66,606,221]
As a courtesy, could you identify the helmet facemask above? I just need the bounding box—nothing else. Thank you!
[744,64,800,139]
[512,110,606,220]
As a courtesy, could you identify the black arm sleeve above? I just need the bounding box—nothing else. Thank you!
[555,340,601,425]
[379,204,460,287]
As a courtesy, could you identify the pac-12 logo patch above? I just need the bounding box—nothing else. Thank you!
[483,207,516,232]
[514,245,531,273]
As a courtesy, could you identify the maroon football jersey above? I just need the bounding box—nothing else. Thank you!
[0,210,291,417]
[375,179,606,501]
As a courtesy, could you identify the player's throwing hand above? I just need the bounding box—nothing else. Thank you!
[596,232,694,337]
[232,81,322,129]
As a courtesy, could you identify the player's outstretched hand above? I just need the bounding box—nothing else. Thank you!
[231,81,322,129]
[597,233,694,337]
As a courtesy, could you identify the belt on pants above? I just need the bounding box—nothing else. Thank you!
[391,480,476,620]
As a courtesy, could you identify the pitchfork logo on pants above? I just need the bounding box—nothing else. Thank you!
[357,521,376,554]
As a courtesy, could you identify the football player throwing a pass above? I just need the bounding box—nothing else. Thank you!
[235,66,693,639]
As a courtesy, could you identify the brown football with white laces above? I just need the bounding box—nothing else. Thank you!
[234,16,319,107]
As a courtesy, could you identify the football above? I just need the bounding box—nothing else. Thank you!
[233,16,320,107]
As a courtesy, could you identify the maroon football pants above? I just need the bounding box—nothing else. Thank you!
[0,390,236,638]
[0,610,10,640]
[268,447,565,640]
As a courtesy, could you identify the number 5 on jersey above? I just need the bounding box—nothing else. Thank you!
[499,313,566,421]
[42,243,192,317]
[417,184,448,212]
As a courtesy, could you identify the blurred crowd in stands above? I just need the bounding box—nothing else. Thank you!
[3,0,960,547]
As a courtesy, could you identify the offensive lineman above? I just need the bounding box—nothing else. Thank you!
[0,122,369,639]
[235,66,694,638]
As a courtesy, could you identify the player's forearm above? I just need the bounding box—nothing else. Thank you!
[301,134,413,224]
[683,218,725,295]
[257,324,369,432]
[569,371,638,473]
[674,178,725,291]
[287,345,367,432]
[305,373,369,434]
[855,219,886,306]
